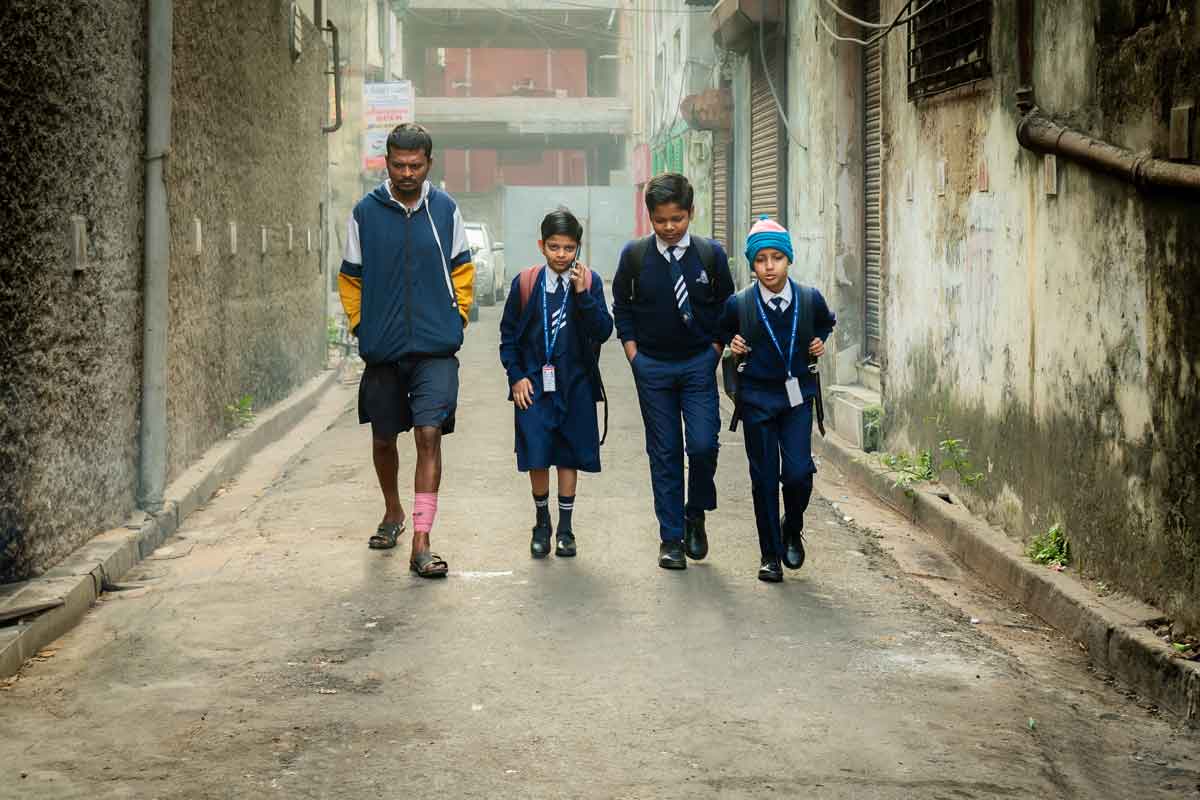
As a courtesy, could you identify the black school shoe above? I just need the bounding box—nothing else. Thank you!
[659,540,687,570]
[531,521,553,559]
[684,513,709,560]
[555,529,577,558]
[758,558,783,583]
[780,514,806,570]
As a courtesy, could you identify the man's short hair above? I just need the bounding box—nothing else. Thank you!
[644,173,694,213]
[386,123,433,159]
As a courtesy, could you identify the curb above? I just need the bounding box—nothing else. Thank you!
[0,363,346,680]
[813,430,1200,726]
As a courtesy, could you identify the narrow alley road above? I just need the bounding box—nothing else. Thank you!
[0,308,1195,800]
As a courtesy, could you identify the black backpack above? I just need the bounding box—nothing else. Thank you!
[619,235,719,302]
[723,281,825,436]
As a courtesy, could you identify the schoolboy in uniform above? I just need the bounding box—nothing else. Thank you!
[612,174,735,570]
[499,210,613,558]
[722,217,836,582]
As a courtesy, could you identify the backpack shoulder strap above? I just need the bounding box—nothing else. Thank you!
[796,282,816,356]
[737,284,761,346]
[621,236,653,300]
[518,265,544,311]
[583,268,595,292]
[692,236,717,285]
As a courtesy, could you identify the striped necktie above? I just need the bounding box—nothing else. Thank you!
[549,275,567,350]
[668,247,693,326]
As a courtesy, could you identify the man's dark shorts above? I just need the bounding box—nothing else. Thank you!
[358,356,459,440]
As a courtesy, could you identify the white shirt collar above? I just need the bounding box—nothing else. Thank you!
[758,280,794,308]
[384,179,432,212]
[544,269,570,293]
[655,232,692,258]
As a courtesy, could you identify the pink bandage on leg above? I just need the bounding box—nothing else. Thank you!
[412,492,439,534]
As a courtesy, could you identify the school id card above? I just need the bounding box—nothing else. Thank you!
[786,377,803,408]
[542,365,557,393]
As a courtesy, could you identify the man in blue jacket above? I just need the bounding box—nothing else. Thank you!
[339,123,474,578]
[612,174,735,570]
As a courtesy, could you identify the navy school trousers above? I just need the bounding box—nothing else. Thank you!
[630,347,721,541]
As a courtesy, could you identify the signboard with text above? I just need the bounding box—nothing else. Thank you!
[363,81,414,170]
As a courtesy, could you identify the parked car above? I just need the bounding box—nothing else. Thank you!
[465,222,506,306]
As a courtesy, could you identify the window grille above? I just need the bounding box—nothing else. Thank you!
[908,0,992,100]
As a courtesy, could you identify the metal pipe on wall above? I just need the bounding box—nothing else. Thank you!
[1017,113,1200,193]
[1014,0,1200,195]
[140,0,172,511]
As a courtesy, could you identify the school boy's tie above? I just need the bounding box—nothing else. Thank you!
[668,246,694,326]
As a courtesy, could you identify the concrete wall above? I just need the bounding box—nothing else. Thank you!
[0,0,331,582]
[872,0,1200,626]
[166,0,329,480]
[784,2,867,383]
[0,1,146,581]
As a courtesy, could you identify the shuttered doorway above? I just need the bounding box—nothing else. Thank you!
[712,128,730,253]
[863,0,883,359]
[750,27,786,224]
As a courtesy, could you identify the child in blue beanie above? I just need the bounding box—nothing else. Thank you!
[720,217,836,582]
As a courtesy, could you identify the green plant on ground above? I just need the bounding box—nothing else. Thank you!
[879,449,935,490]
[938,437,985,487]
[327,316,340,346]
[1028,523,1070,568]
[862,405,883,453]
[225,394,255,428]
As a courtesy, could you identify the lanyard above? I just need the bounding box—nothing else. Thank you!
[541,268,569,362]
[753,280,799,378]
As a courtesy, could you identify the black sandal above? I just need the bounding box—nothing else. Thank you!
[368,521,405,550]
[409,551,448,578]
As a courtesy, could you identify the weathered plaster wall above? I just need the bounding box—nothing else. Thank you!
[876,0,1200,626]
[785,2,867,382]
[166,0,329,480]
[0,1,146,581]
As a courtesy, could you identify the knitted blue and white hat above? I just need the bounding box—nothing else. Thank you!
[744,215,794,264]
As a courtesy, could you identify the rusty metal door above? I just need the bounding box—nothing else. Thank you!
[864,0,883,359]
[712,128,730,253]
[750,28,785,224]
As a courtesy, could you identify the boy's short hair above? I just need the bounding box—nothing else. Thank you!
[644,173,694,213]
[541,208,584,243]
[386,123,433,159]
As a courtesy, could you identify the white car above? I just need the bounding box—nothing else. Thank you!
[465,222,506,307]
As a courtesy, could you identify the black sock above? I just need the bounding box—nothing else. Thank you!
[534,492,550,526]
[558,495,575,533]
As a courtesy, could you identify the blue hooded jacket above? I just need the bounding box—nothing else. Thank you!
[339,181,475,364]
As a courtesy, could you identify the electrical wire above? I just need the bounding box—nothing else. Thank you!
[821,0,898,29]
[758,20,807,152]
[815,0,935,47]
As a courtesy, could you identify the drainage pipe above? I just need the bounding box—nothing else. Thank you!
[1017,111,1200,195]
[1014,0,1200,195]
[140,0,172,511]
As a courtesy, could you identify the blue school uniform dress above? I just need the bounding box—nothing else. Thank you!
[499,267,613,473]
[720,279,836,561]
[611,233,735,542]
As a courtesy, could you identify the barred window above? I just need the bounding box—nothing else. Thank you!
[908,0,993,101]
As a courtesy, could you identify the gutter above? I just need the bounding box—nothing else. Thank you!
[140,0,172,511]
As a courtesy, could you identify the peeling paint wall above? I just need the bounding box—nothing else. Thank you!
[873,0,1200,627]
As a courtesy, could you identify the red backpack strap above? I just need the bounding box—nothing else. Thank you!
[583,268,594,292]
[518,265,544,311]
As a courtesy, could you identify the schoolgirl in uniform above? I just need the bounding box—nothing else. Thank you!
[499,210,613,558]
[721,217,836,582]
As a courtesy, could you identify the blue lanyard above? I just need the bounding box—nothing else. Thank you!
[541,268,569,363]
[753,280,798,378]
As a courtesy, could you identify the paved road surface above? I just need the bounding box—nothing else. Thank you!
[1,307,1196,799]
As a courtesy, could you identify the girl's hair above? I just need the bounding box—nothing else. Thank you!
[540,208,583,243]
